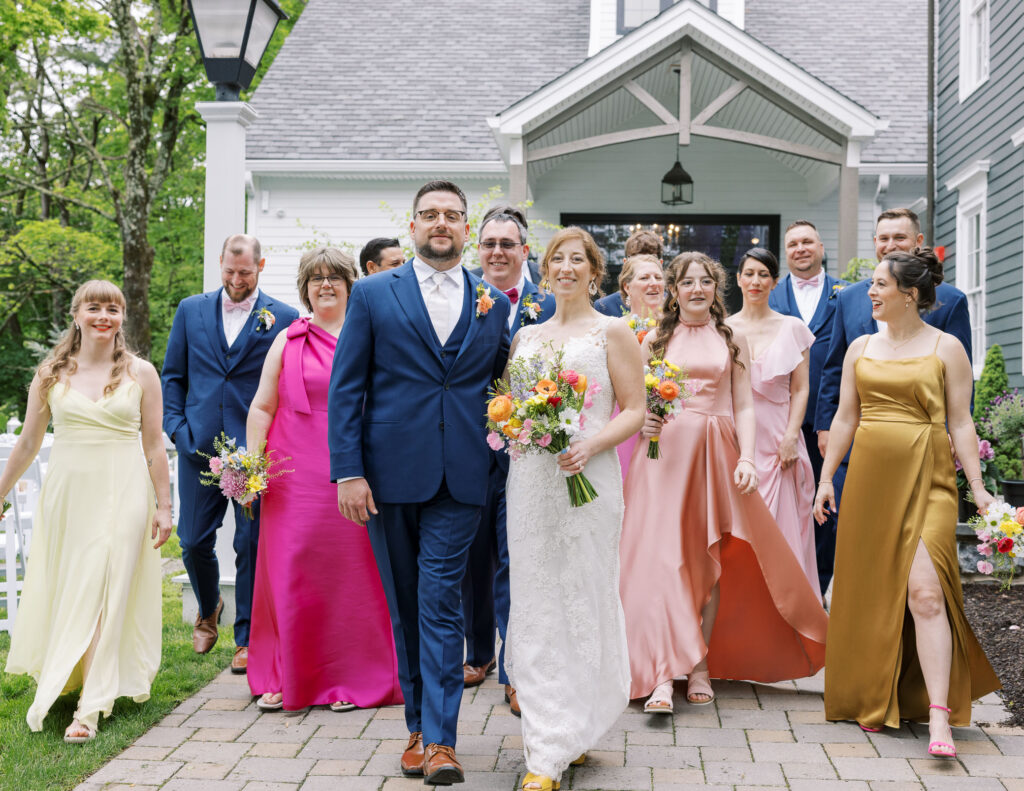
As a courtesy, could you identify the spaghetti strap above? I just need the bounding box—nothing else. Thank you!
[932,331,942,354]
[857,334,872,360]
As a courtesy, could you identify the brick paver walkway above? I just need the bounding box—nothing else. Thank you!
[72,668,1022,791]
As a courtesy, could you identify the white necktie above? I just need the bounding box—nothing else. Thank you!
[425,271,453,344]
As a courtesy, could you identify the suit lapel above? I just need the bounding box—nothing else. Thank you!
[454,269,483,365]
[514,278,538,329]
[390,264,443,362]
[807,275,833,333]
[228,291,266,371]
[776,275,796,317]
[203,289,230,370]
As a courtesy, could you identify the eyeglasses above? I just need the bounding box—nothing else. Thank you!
[478,240,521,250]
[415,209,466,224]
[309,275,346,285]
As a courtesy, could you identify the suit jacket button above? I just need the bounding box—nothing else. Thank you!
[444,384,450,391]
[439,421,445,430]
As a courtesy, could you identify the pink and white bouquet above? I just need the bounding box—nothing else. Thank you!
[969,499,1022,590]
[200,432,289,518]
[485,348,601,507]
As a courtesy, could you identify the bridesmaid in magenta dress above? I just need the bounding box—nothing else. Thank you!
[614,253,665,479]
[620,252,827,714]
[726,248,818,590]
[246,247,402,712]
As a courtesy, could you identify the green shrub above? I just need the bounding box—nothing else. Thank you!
[979,389,1024,480]
[974,344,1009,423]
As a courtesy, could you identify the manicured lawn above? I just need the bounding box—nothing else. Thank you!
[0,548,233,791]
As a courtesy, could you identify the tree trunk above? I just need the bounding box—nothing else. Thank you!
[121,216,154,359]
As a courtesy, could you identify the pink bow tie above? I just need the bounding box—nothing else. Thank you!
[794,274,822,291]
[504,287,519,304]
[223,294,256,313]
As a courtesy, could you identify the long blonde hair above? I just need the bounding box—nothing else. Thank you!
[38,280,133,401]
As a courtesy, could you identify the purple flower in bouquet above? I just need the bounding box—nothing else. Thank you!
[220,467,247,500]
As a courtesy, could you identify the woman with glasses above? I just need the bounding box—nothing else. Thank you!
[245,247,401,713]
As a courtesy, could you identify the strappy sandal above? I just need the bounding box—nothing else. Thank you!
[63,717,96,744]
[256,693,284,711]
[643,680,674,714]
[686,671,715,705]
[329,700,357,712]
[927,704,956,758]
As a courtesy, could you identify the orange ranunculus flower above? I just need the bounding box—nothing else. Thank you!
[636,330,649,344]
[572,374,587,394]
[502,422,519,439]
[535,379,558,397]
[487,395,513,423]
[658,380,680,400]
[477,291,494,314]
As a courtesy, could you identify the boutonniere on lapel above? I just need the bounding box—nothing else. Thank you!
[520,293,542,325]
[828,283,846,301]
[254,307,276,331]
[475,282,495,318]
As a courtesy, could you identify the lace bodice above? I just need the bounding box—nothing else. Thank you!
[511,316,617,439]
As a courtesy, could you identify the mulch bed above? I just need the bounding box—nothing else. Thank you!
[963,582,1024,726]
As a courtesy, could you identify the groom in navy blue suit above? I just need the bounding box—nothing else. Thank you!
[162,234,297,667]
[769,220,847,594]
[463,208,555,709]
[329,181,510,785]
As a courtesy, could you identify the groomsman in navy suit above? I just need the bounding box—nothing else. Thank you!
[813,208,972,589]
[464,209,555,713]
[329,181,510,785]
[769,220,848,594]
[162,235,298,669]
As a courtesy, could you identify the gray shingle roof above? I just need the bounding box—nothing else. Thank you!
[247,0,925,164]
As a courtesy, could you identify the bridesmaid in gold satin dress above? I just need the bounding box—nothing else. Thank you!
[814,248,999,758]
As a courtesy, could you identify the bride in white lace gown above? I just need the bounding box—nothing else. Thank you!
[504,229,645,791]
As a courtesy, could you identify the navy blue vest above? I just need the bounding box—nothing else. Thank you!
[438,280,473,373]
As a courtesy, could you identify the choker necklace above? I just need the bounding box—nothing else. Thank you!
[882,324,926,350]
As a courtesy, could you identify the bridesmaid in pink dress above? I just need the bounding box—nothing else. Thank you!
[615,253,665,479]
[620,252,827,714]
[726,248,818,590]
[245,248,402,712]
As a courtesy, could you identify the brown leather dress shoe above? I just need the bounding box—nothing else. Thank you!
[400,731,424,777]
[192,597,223,654]
[504,684,521,717]
[424,743,464,785]
[462,657,496,687]
[230,646,248,674]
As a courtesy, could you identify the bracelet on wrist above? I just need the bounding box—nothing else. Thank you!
[968,477,984,485]
[738,457,754,466]
[819,478,832,485]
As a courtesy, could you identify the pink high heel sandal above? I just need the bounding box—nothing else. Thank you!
[927,704,956,758]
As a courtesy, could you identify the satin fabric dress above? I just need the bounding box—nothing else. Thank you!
[750,316,818,590]
[247,319,402,709]
[620,320,828,699]
[6,381,161,732]
[824,348,999,728]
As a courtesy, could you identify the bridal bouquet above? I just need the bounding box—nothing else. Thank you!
[969,500,1022,590]
[644,358,693,459]
[200,433,290,518]
[627,313,658,344]
[486,348,601,507]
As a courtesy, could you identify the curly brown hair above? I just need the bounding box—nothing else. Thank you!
[37,280,133,403]
[650,252,742,367]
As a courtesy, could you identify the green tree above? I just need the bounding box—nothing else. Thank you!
[974,344,1008,423]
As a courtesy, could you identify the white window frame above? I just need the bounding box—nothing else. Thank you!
[946,162,989,376]
[959,0,990,101]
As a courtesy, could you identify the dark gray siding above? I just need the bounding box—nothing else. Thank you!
[936,0,1024,384]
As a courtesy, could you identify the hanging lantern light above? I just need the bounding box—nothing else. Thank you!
[661,158,694,206]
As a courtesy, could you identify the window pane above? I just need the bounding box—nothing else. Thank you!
[623,0,664,28]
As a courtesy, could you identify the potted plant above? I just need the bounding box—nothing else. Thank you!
[978,389,1024,506]
[955,438,997,521]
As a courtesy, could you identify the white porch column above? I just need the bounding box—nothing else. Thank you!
[197,102,259,290]
[837,141,861,270]
[509,135,528,205]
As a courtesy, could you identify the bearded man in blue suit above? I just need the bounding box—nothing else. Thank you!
[329,181,510,785]
[769,220,848,594]
[463,209,555,713]
[162,234,298,669]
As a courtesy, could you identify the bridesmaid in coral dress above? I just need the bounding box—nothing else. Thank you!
[246,248,401,712]
[615,253,665,479]
[620,252,828,714]
[726,248,818,590]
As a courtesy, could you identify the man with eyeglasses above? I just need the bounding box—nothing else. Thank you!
[329,180,510,785]
[461,210,555,716]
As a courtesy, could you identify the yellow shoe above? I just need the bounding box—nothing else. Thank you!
[522,773,555,790]
[570,753,586,766]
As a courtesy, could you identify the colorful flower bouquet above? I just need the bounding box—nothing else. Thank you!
[644,358,693,459]
[486,348,601,507]
[627,313,658,344]
[200,432,290,518]
[969,500,1022,590]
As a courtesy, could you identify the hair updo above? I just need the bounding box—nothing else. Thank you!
[882,247,944,312]
[739,247,779,280]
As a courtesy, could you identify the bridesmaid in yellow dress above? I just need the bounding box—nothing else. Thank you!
[0,280,171,743]
[814,249,999,757]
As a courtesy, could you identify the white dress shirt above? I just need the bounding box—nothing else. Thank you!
[792,274,824,325]
[413,257,464,344]
[222,288,260,346]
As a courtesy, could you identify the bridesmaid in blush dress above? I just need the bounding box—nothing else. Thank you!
[620,253,827,715]
[246,248,401,712]
[726,248,818,590]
